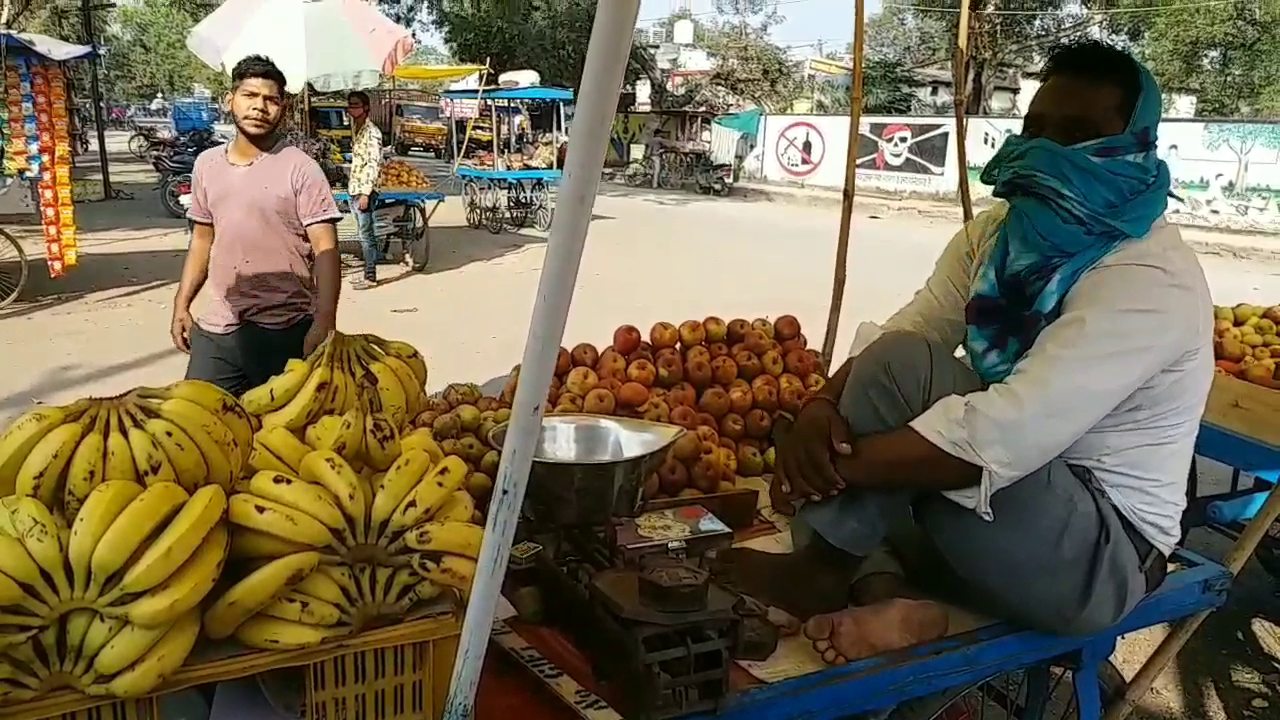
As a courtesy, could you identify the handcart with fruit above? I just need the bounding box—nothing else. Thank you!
[333,159,444,272]
[441,85,572,235]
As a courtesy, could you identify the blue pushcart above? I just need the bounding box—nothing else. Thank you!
[332,189,445,272]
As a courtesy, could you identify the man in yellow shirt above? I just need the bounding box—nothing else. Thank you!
[346,91,382,289]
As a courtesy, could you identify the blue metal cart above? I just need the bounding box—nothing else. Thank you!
[332,189,445,272]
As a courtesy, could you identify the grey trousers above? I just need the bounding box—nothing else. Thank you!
[797,331,1149,636]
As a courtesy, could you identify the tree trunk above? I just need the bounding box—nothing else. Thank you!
[1235,154,1250,192]
[966,62,985,115]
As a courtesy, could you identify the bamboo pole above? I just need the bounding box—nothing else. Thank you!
[819,0,866,366]
[953,0,974,223]
[1104,480,1280,720]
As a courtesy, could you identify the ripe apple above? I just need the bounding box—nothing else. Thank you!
[627,358,657,387]
[598,377,623,397]
[779,373,804,391]
[710,356,738,385]
[738,438,763,452]
[726,318,751,344]
[780,384,807,415]
[564,366,599,397]
[679,320,707,349]
[685,345,712,366]
[744,408,773,439]
[596,349,628,380]
[718,446,739,479]
[719,437,738,452]
[744,329,772,355]
[728,378,751,394]
[555,392,584,413]
[650,321,679,349]
[670,405,699,430]
[695,412,718,430]
[805,374,827,393]
[643,472,661,500]
[641,397,671,423]
[751,318,775,339]
[655,352,684,387]
[555,347,572,376]
[695,424,720,447]
[734,350,764,380]
[667,382,697,408]
[690,457,721,494]
[727,385,753,415]
[613,325,642,356]
[671,432,702,462]
[737,445,766,476]
[784,349,818,378]
[704,316,728,342]
[686,357,713,389]
[760,350,785,377]
[617,382,650,408]
[584,387,617,415]
[707,342,730,360]
[698,387,732,418]
[658,458,690,496]
[628,348,655,365]
[719,412,746,441]
[753,383,779,412]
[774,315,801,341]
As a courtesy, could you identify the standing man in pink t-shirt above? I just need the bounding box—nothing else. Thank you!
[171,55,343,396]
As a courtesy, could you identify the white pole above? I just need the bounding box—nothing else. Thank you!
[441,2,642,718]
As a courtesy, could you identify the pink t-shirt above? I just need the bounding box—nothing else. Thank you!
[187,142,342,334]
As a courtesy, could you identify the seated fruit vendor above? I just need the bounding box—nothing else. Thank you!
[172,55,342,396]
[716,41,1214,665]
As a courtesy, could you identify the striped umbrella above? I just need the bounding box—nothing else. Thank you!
[186,0,414,93]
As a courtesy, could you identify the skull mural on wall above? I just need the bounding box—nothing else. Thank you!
[856,121,950,176]
[876,124,913,169]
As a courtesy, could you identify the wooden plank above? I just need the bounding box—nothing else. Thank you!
[1202,373,1280,449]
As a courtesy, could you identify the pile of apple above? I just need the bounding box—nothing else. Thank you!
[1214,303,1280,390]
[502,316,827,501]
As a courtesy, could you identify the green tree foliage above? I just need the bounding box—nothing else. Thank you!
[813,58,919,115]
[99,0,227,101]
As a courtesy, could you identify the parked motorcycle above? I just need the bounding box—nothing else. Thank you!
[693,158,734,196]
[161,171,192,219]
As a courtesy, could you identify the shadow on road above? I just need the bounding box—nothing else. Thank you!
[0,345,181,417]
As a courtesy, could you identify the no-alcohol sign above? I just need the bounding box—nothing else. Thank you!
[776,121,825,178]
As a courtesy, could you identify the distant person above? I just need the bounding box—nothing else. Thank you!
[171,55,341,396]
[346,90,383,290]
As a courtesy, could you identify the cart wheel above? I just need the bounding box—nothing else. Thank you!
[407,223,431,272]
[889,661,1126,720]
[466,205,483,229]
[623,160,650,187]
[533,204,553,232]
[462,181,480,205]
[485,206,505,235]
[0,228,28,310]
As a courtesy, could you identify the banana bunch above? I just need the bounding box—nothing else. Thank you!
[215,445,483,645]
[0,481,229,704]
[0,379,251,521]
[242,332,428,435]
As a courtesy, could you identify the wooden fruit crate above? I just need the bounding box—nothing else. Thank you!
[6,613,461,720]
[1203,373,1280,448]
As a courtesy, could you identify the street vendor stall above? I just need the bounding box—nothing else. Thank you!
[0,31,98,306]
[443,85,572,234]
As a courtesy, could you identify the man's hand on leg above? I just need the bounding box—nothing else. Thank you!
[775,397,854,502]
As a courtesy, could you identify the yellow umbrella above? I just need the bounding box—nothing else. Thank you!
[392,64,485,82]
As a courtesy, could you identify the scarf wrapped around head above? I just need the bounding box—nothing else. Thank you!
[964,64,1171,384]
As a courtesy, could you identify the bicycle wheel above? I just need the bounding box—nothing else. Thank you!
[128,133,149,159]
[623,160,651,187]
[0,228,29,309]
[889,661,1126,720]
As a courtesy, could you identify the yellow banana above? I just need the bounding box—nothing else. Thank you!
[369,449,434,541]
[261,591,343,626]
[149,397,242,486]
[0,571,51,618]
[304,415,343,451]
[96,609,201,699]
[0,400,87,496]
[120,403,180,487]
[241,355,315,416]
[434,491,477,523]
[87,482,189,600]
[364,335,428,388]
[382,566,422,607]
[107,523,228,628]
[246,471,352,547]
[381,456,469,544]
[400,521,484,559]
[0,535,59,607]
[62,607,96,671]
[104,485,227,601]
[322,340,352,415]
[227,493,338,549]
[261,343,335,431]
[232,614,349,650]
[8,496,72,601]
[256,425,312,474]
[295,570,352,607]
[102,405,139,486]
[354,345,408,427]
[203,551,321,640]
[92,619,170,677]
[13,411,91,507]
[248,438,295,476]
[229,527,313,560]
[400,427,445,465]
[328,397,365,463]
[63,406,109,521]
[71,613,126,677]
[378,350,426,418]
[409,552,477,602]
[153,380,253,469]
[318,564,360,600]
[141,415,209,494]
[298,450,366,542]
[67,480,145,600]
[362,410,401,472]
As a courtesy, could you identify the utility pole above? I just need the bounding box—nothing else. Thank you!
[80,0,114,199]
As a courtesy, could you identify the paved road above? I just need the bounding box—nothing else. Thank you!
[0,140,1277,718]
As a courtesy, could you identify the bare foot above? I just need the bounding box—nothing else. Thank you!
[710,542,860,620]
[803,599,949,665]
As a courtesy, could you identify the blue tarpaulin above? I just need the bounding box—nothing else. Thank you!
[0,31,97,61]
[442,86,574,102]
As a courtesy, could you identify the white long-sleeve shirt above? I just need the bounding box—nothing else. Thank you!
[855,203,1213,556]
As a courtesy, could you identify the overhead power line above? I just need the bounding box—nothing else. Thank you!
[882,0,1248,15]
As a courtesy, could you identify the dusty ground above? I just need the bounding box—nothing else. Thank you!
[0,134,1277,718]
